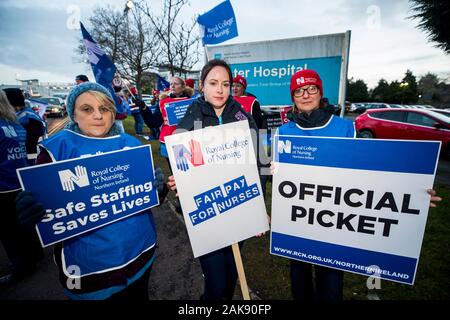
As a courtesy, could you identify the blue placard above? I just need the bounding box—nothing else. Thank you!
[274,135,440,175]
[17,145,159,246]
[166,98,195,126]
[197,0,238,45]
[188,175,260,226]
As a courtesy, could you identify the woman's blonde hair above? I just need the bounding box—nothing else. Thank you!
[82,90,116,117]
[170,76,186,87]
[0,90,17,122]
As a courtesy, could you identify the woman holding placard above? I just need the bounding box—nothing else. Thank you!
[15,82,167,300]
[168,59,260,300]
[276,69,442,301]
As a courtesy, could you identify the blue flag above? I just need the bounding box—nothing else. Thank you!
[156,74,170,91]
[79,22,126,115]
[27,99,48,119]
[197,0,238,45]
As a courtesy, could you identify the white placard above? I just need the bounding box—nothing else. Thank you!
[166,121,269,257]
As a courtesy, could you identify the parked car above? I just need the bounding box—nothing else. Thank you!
[355,108,450,158]
[430,109,450,118]
[350,103,367,112]
[387,104,404,109]
[52,93,69,101]
[353,102,391,114]
[38,97,66,117]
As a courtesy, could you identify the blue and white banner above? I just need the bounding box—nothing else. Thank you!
[166,98,195,126]
[80,22,116,87]
[197,0,238,45]
[271,135,440,285]
[17,145,159,247]
[27,99,47,119]
[156,74,170,91]
[165,121,269,257]
[80,22,126,114]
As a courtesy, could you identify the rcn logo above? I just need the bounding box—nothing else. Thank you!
[58,165,90,192]
[172,139,205,172]
[278,140,292,154]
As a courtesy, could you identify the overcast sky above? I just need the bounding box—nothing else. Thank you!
[0,0,449,88]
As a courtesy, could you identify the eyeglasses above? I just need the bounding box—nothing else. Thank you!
[293,86,319,97]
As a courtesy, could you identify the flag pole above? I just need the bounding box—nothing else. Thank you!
[231,243,251,300]
[115,70,136,100]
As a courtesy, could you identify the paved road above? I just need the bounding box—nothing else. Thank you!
[46,116,68,135]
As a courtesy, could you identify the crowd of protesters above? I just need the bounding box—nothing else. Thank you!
[0,61,443,301]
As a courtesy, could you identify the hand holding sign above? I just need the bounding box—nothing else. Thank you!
[16,191,46,230]
[427,189,442,207]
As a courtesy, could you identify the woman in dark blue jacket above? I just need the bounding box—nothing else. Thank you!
[168,59,259,300]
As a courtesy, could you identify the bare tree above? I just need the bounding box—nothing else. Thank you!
[73,6,126,64]
[136,0,200,76]
[75,5,161,96]
[74,0,200,93]
[118,7,162,96]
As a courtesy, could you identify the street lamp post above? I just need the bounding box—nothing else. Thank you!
[124,0,134,14]
[400,82,409,105]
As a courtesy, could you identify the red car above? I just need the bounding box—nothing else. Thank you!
[355,108,450,158]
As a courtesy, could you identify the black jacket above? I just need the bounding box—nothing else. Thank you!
[177,96,258,132]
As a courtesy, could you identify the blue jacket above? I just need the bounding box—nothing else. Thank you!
[0,119,28,192]
[39,129,157,299]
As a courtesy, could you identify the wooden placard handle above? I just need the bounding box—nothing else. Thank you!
[231,242,251,300]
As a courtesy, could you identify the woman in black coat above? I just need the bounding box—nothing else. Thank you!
[168,59,259,300]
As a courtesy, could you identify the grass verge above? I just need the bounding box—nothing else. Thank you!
[124,117,450,300]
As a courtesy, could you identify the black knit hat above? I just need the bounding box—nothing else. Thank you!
[75,74,89,82]
[3,88,25,107]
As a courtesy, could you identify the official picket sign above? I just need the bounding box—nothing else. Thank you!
[17,145,159,247]
[166,97,195,126]
[271,135,440,285]
[165,121,269,257]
